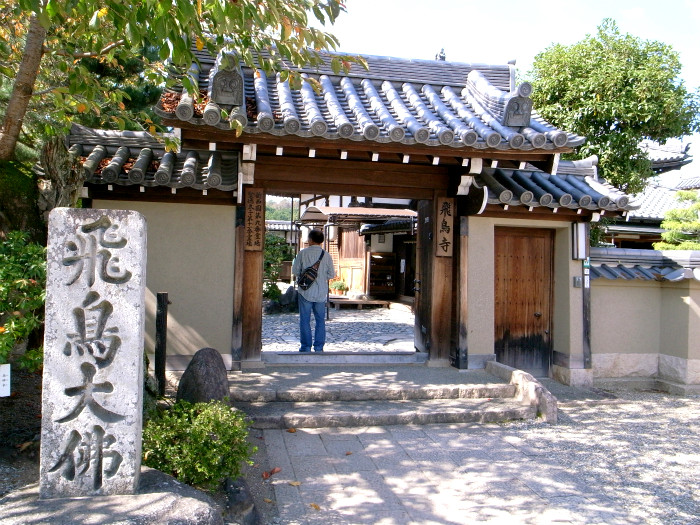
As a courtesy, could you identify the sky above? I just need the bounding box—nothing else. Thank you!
[325,0,700,179]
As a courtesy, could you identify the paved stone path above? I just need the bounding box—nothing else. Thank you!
[262,306,415,353]
[252,389,700,525]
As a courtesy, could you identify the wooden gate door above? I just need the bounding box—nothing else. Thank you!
[414,200,433,353]
[494,227,553,376]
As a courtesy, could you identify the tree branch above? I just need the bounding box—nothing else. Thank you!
[48,39,126,59]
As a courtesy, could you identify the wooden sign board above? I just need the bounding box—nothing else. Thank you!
[244,187,264,251]
[436,197,454,257]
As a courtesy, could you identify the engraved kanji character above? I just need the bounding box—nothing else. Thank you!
[49,425,123,489]
[62,216,132,287]
[56,362,125,423]
[64,291,120,367]
[440,218,451,234]
[439,237,451,253]
[439,201,452,217]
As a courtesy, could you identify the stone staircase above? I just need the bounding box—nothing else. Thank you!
[229,362,557,429]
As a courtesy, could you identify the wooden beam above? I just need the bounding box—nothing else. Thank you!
[86,184,236,206]
[255,156,450,192]
[260,180,435,200]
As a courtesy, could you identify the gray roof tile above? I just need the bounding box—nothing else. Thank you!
[68,125,238,192]
[590,247,700,281]
[476,168,633,212]
[155,50,584,151]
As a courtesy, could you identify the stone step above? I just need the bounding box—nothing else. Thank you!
[236,398,536,429]
[261,351,427,365]
[229,382,516,403]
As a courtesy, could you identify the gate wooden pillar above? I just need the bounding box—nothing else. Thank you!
[239,186,265,367]
[429,191,454,365]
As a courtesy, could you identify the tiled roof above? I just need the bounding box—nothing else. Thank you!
[676,176,700,190]
[67,125,238,192]
[360,219,415,235]
[640,140,693,174]
[475,167,634,212]
[626,181,681,220]
[266,220,296,232]
[300,206,416,225]
[154,49,584,152]
[590,247,700,282]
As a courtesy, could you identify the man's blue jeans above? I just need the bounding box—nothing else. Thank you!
[298,294,326,352]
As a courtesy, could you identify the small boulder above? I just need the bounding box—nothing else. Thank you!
[223,477,258,525]
[176,347,230,404]
[278,286,297,306]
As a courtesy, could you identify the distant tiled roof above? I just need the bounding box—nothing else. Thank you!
[300,206,416,225]
[590,247,700,282]
[676,176,700,190]
[640,140,693,174]
[154,50,584,152]
[360,219,415,235]
[626,181,681,220]
[475,167,634,212]
[67,125,238,192]
[266,220,296,232]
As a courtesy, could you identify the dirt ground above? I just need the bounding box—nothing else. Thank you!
[0,367,42,497]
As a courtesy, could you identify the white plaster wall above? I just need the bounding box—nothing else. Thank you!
[93,200,236,361]
[660,283,692,360]
[466,217,494,356]
[370,233,393,252]
[591,280,661,357]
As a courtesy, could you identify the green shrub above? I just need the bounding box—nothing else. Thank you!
[263,233,294,300]
[142,399,255,490]
[0,231,46,371]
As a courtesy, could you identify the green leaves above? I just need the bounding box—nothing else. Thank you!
[0,231,46,370]
[142,400,256,490]
[528,19,700,193]
[655,190,700,250]
[2,0,363,158]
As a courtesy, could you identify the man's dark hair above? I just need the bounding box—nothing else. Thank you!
[308,229,324,244]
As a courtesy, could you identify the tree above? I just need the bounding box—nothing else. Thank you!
[653,190,700,250]
[528,19,700,193]
[266,196,298,221]
[0,0,364,160]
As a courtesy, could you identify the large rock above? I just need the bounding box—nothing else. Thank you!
[176,348,230,404]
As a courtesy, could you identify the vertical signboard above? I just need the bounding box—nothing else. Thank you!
[435,198,454,257]
[244,187,264,251]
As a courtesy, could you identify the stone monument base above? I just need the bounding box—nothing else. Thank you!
[0,467,224,525]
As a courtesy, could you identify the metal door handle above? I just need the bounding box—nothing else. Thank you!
[534,312,542,318]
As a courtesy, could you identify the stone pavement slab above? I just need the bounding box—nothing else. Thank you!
[259,420,655,525]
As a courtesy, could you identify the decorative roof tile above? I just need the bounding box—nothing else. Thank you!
[475,168,634,212]
[68,125,238,192]
[154,50,584,152]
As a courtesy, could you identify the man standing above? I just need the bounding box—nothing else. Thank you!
[292,229,336,352]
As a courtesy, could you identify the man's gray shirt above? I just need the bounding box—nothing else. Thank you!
[292,245,336,302]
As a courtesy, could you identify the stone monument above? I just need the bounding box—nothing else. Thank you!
[40,208,146,498]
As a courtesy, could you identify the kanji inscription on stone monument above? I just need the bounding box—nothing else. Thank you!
[40,208,146,498]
